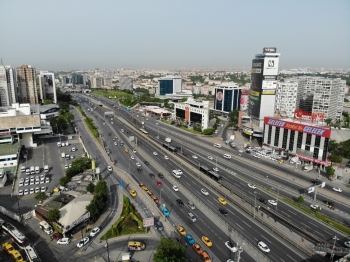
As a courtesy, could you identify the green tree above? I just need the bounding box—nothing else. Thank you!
[95,180,108,196]
[43,99,53,105]
[325,166,335,177]
[35,192,47,201]
[330,154,342,163]
[297,196,304,203]
[202,128,215,135]
[344,98,349,102]
[328,139,338,152]
[325,118,332,126]
[180,98,187,102]
[60,176,70,185]
[48,209,60,222]
[228,110,239,124]
[64,112,74,123]
[153,237,187,262]
[86,182,95,193]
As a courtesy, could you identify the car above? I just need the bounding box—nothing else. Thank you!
[30,188,34,194]
[185,234,195,245]
[130,190,137,197]
[247,184,257,189]
[20,177,24,182]
[155,221,164,230]
[333,187,342,193]
[144,161,149,165]
[64,164,68,169]
[311,178,322,185]
[114,142,117,146]
[254,155,260,158]
[164,156,169,160]
[310,204,321,210]
[177,226,186,235]
[218,197,227,205]
[107,166,112,172]
[201,236,213,247]
[213,167,219,172]
[156,180,162,186]
[268,200,277,206]
[257,241,270,252]
[120,142,124,146]
[90,227,100,237]
[52,233,63,240]
[176,199,184,206]
[259,198,266,203]
[219,208,228,216]
[34,187,39,193]
[71,147,76,152]
[225,241,237,252]
[149,173,155,178]
[153,152,158,155]
[192,242,203,255]
[41,187,46,192]
[24,189,29,195]
[213,143,221,148]
[57,238,70,245]
[35,180,40,185]
[133,149,137,153]
[150,195,159,204]
[45,177,50,183]
[19,181,24,187]
[173,185,179,191]
[207,156,213,160]
[18,190,23,196]
[136,162,141,167]
[35,176,40,181]
[192,155,198,159]
[69,164,72,168]
[77,237,89,248]
[201,251,211,262]
[158,173,164,178]
[161,206,170,217]
[344,241,350,248]
[137,168,142,173]
[201,189,209,195]
[24,181,29,186]
[130,155,135,160]
[323,200,335,209]
[139,183,146,189]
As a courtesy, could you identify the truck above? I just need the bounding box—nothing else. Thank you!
[303,164,313,172]
[165,137,171,143]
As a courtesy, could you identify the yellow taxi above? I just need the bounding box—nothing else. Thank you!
[279,159,285,164]
[218,197,227,205]
[114,135,118,139]
[2,242,16,255]
[129,190,137,197]
[201,236,213,247]
[125,148,129,153]
[177,226,187,236]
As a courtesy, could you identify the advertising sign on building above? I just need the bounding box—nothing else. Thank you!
[263,57,279,76]
[215,88,223,111]
[262,80,277,90]
[248,59,264,118]
[185,106,190,121]
[263,47,277,53]
[294,110,324,123]
[63,212,90,233]
[43,74,55,100]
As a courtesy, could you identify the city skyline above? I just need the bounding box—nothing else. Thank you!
[1,0,349,70]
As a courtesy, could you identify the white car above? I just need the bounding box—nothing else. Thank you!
[41,187,46,192]
[345,241,350,248]
[333,187,342,193]
[192,155,198,159]
[225,241,237,252]
[20,178,24,182]
[136,162,141,167]
[153,152,158,156]
[90,227,100,237]
[208,156,213,160]
[213,143,221,148]
[201,189,209,195]
[238,150,243,153]
[164,156,169,160]
[35,187,40,193]
[173,185,179,192]
[114,142,117,146]
[24,189,29,195]
[30,188,34,194]
[64,164,68,169]
[213,167,219,172]
[57,238,70,245]
[268,200,277,206]
[133,149,137,153]
[19,181,24,187]
[76,237,90,248]
[254,155,260,158]
[258,241,270,252]
[310,204,321,210]
[247,184,257,189]
[45,177,50,183]
[24,181,29,186]
[107,166,112,172]
[130,156,135,160]
[18,190,23,196]
[72,147,76,152]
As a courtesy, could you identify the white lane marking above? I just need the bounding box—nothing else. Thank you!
[241,220,251,228]
[262,237,272,244]
[235,223,244,230]
[286,254,298,262]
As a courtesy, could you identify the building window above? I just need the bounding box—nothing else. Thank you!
[159,80,173,95]
[315,136,321,148]
[297,132,303,149]
[306,134,312,146]
[267,126,272,144]
[274,127,280,147]
[289,130,295,151]
[313,148,319,159]
[322,138,329,161]
[282,129,288,149]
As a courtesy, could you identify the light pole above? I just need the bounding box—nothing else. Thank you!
[156,123,159,139]
[330,236,339,262]
[160,189,163,204]
[253,191,257,218]
[276,186,280,211]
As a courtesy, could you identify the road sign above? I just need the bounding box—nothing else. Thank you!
[143,217,154,227]
[308,187,315,193]
[120,181,124,187]
[321,182,326,188]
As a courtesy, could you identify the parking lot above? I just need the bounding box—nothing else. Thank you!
[15,135,85,199]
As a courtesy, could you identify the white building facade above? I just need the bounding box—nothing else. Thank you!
[274,79,298,117]
[157,76,182,96]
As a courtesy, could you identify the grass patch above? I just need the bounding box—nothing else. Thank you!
[100,195,145,240]
[283,197,350,235]
[75,105,100,140]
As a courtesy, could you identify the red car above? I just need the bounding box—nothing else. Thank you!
[52,233,63,240]
[156,180,163,187]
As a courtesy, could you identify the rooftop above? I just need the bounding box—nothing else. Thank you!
[0,142,19,157]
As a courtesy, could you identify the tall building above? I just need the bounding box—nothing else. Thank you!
[0,66,18,106]
[214,84,242,112]
[157,76,182,96]
[296,77,345,122]
[119,77,133,91]
[17,65,38,105]
[248,47,280,128]
[274,79,299,117]
[38,72,57,103]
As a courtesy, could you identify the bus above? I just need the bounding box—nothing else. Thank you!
[162,143,178,153]
[128,241,146,251]
[1,221,27,245]
[24,244,41,262]
[139,128,149,136]
[199,166,222,182]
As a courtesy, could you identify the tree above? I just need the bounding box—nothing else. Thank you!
[325,118,332,126]
[297,196,304,203]
[153,237,187,262]
[330,154,342,163]
[328,139,338,152]
[180,98,187,102]
[202,128,215,135]
[345,98,349,102]
[60,176,70,185]
[228,110,239,124]
[325,166,335,177]
[95,180,108,196]
[43,99,53,105]
[86,182,95,193]
[35,192,47,201]
[48,209,60,222]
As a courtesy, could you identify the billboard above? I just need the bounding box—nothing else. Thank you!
[263,57,279,76]
[294,110,324,123]
[264,117,331,138]
[248,59,263,118]
[215,88,223,110]
[185,106,190,121]
[263,47,277,53]
[43,74,54,100]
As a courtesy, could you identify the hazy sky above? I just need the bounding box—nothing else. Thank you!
[1,0,349,70]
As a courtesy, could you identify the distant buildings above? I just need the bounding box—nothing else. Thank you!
[274,79,299,118]
[38,72,57,103]
[0,66,14,106]
[214,84,242,113]
[119,77,133,91]
[16,65,38,105]
[157,76,182,96]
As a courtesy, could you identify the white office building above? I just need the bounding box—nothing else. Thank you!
[274,79,298,118]
[0,66,18,107]
[38,72,57,103]
[157,76,182,96]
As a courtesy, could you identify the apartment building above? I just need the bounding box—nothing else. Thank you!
[16,65,38,105]
[0,66,18,106]
[274,79,298,117]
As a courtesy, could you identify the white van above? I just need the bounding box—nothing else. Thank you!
[44,165,49,173]
[187,212,197,222]
[35,166,40,174]
[172,170,182,178]
[61,153,65,158]
[223,154,231,159]
[39,221,53,234]
[30,166,35,175]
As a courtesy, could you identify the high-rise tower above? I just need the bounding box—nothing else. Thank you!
[17,65,38,105]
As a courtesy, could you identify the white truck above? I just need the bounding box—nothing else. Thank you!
[165,137,171,143]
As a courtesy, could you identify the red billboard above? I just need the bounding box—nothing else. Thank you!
[294,110,324,123]
[264,117,331,138]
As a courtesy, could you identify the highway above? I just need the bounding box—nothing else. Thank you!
[75,94,315,261]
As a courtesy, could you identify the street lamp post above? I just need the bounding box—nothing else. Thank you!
[330,236,339,262]
[160,189,163,204]
[253,191,257,218]
[276,187,280,211]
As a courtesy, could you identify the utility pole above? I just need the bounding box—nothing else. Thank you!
[253,191,257,218]
[330,236,339,262]
[105,239,110,262]
[234,243,244,262]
